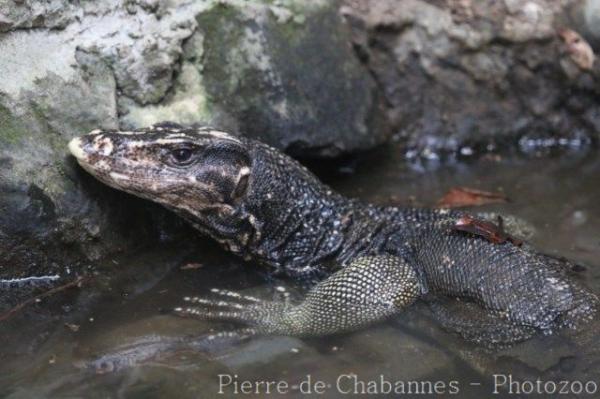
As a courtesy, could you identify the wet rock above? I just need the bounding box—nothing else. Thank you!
[341,0,600,160]
[0,0,383,279]
[570,0,600,47]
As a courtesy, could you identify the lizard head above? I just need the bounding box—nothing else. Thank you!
[69,122,341,263]
[68,122,252,219]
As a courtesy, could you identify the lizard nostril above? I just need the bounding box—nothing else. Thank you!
[92,135,114,157]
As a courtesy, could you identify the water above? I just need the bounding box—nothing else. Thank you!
[1,147,600,398]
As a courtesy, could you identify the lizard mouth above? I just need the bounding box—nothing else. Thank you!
[68,135,119,185]
[68,137,88,162]
[68,134,117,172]
[69,132,116,162]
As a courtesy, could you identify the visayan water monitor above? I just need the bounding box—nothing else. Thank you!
[68,122,598,347]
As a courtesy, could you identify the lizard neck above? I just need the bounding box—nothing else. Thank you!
[239,142,353,272]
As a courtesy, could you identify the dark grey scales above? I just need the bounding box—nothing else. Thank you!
[68,122,598,347]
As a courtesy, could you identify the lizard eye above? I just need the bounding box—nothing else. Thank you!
[170,147,195,165]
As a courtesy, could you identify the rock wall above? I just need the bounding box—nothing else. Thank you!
[341,0,600,159]
[0,0,383,277]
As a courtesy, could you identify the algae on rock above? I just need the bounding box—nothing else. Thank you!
[0,0,383,278]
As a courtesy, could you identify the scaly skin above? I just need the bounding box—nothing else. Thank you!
[68,122,598,349]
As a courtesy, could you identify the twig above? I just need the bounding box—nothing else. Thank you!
[0,276,88,322]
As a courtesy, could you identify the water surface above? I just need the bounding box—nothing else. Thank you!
[2,148,600,398]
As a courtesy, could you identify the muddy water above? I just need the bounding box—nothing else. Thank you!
[1,148,600,398]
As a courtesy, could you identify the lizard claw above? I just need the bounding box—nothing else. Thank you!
[173,288,290,332]
[172,256,421,337]
[207,288,264,303]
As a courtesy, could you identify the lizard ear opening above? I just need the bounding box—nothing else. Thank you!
[230,166,251,204]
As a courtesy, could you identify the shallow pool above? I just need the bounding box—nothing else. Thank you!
[2,147,600,398]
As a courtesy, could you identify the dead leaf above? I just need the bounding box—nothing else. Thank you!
[453,215,522,246]
[559,28,595,71]
[180,263,203,270]
[436,187,508,208]
[0,276,87,322]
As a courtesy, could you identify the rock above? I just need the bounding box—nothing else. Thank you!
[0,0,383,280]
[570,0,600,47]
[0,1,76,32]
[341,0,600,160]
[120,1,385,157]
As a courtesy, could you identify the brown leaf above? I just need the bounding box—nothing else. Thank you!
[0,276,87,322]
[559,28,595,71]
[180,263,203,270]
[453,215,522,246]
[436,187,508,208]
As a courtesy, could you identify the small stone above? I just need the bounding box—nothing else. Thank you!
[559,28,595,71]
[180,263,204,270]
[65,323,80,332]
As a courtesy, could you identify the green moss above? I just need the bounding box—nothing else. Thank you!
[0,105,26,145]
[270,16,307,47]
[196,3,246,97]
[198,2,298,109]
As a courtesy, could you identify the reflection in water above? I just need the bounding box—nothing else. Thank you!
[2,150,600,398]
